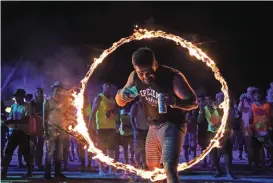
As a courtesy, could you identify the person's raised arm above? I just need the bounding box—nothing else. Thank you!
[169,72,198,111]
[115,71,135,107]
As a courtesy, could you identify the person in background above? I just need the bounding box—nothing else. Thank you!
[43,81,67,179]
[1,100,8,165]
[130,97,149,169]
[33,88,45,170]
[1,89,32,178]
[231,99,244,160]
[238,87,255,166]
[88,83,118,176]
[196,95,209,168]
[250,88,273,171]
[183,109,198,162]
[119,107,135,165]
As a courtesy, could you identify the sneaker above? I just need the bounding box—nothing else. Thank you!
[43,174,52,180]
[1,171,7,179]
[54,173,67,179]
[18,163,26,168]
[226,173,235,179]
[213,172,222,178]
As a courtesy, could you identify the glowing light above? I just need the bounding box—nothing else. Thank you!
[5,107,11,113]
[72,27,230,182]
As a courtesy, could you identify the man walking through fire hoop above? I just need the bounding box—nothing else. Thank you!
[115,47,197,183]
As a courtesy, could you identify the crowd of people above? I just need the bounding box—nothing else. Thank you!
[1,48,273,182]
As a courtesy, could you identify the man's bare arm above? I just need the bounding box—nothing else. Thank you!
[130,103,138,130]
[171,73,198,111]
[43,100,49,133]
[115,71,135,107]
[88,96,102,131]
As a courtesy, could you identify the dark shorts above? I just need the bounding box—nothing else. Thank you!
[96,129,117,151]
[146,122,186,169]
[183,132,197,149]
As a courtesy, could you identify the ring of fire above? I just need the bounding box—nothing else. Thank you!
[72,28,230,182]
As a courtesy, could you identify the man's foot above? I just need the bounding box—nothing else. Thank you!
[54,173,67,179]
[22,172,32,178]
[37,165,44,171]
[226,173,235,179]
[213,172,222,178]
[18,163,26,168]
[44,174,52,180]
[98,170,105,176]
[80,167,85,172]
[1,171,7,179]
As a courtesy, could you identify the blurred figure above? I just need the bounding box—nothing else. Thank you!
[250,88,273,171]
[1,89,32,178]
[198,93,234,179]
[183,109,198,162]
[43,81,67,179]
[88,83,118,176]
[119,108,135,165]
[196,96,209,167]
[130,97,149,169]
[238,87,255,166]
[33,88,45,170]
[231,99,244,160]
[1,100,8,165]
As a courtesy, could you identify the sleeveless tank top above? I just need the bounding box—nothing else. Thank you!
[251,102,271,136]
[133,65,185,127]
[95,93,117,129]
[204,106,222,133]
[135,102,149,130]
[47,97,65,129]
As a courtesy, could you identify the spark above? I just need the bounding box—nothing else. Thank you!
[71,27,230,181]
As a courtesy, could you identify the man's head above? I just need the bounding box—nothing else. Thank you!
[102,83,113,95]
[216,92,224,104]
[24,94,33,103]
[205,95,214,107]
[52,81,64,100]
[12,89,26,104]
[132,47,157,84]
[246,87,254,99]
[253,88,264,102]
[35,88,44,98]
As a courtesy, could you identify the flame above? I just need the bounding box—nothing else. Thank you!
[72,27,230,181]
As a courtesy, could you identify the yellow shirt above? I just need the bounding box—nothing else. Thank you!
[96,93,117,129]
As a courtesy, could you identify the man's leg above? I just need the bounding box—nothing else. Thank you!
[19,132,32,177]
[44,133,57,179]
[146,125,161,169]
[62,135,70,171]
[159,123,185,183]
[183,133,189,162]
[35,136,44,169]
[222,135,234,178]
[1,130,20,178]
[55,133,65,178]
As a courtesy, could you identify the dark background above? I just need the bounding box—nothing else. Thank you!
[2,2,273,100]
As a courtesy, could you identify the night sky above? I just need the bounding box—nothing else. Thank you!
[2,2,273,98]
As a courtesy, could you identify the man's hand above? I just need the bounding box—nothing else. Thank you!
[118,88,135,102]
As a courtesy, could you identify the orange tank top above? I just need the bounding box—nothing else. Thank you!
[251,102,271,132]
